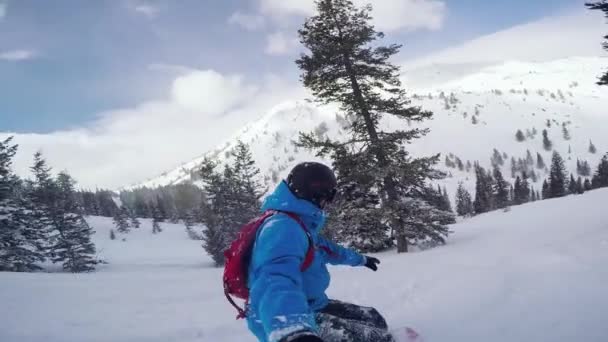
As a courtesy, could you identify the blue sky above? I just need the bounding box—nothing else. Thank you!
[0,0,583,133]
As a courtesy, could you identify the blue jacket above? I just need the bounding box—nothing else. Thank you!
[247,181,366,342]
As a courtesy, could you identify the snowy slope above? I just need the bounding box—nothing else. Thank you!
[1,189,608,342]
[128,57,608,198]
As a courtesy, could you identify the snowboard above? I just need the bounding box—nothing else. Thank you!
[391,327,424,342]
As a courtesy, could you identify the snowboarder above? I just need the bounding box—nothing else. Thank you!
[246,162,390,342]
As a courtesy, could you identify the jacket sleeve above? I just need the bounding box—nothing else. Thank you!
[249,216,318,342]
[317,235,366,267]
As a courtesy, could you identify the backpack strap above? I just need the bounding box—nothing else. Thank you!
[270,210,315,272]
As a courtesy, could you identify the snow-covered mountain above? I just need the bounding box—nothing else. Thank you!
[2,188,608,341]
[128,57,608,196]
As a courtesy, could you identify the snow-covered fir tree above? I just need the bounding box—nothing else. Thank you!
[584,178,593,191]
[592,153,608,188]
[542,179,550,200]
[47,171,97,273]
[577,159,592,176]
[295,0,452,252]
[513,173,531,205]
[474,165,494,214]
[542,130,553,151]
[152,217,162,234]
[515,129,526,142]
[589,140,597,154]
[547,151,567,198]
[537,152,546,170]
[112,206,131,234]
[200,142,263,265]
[129,210,141,229]
[492,165,510,209]
[568,174,578,195]
[110,229,116,240]
[325,150,392,252]
[576,176,585,194]
[455,182,474,217]
[0,138,46,272]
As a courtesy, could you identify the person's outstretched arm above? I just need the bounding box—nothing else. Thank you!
[316,235,366,267]
[248,215,319,342]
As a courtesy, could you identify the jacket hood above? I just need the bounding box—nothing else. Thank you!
[261,181,326,232]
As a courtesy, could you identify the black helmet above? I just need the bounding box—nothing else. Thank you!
[287,162,337,208]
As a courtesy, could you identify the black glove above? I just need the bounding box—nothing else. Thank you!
[364,256,380,271]
[281,331,324,342]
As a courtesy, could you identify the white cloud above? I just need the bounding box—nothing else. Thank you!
[265,31,299,55]
[1,70,304,189]
[171,70,257,113]
[254,0,445,32]
[0,2,6,21]
[0,49,36,61]
[355,0,446,32]
[228,11,265,31]
[404,9,608,69]
[258,0,315,17]
[133,4,159,19]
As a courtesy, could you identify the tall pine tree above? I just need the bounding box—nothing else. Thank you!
[0,138,46,272]
[113,206,131,234]
[492,165,510,209]
[455,182,474,217]
[48,172,97,272]
[296,0,452,252]
[547,151,567,198]
[474,165,494,214]
[592,153,608,188]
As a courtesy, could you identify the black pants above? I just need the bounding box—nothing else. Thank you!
[315,300,394,342]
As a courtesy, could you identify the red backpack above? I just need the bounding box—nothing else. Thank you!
[222,210,315,319]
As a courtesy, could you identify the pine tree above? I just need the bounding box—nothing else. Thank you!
[442,187,452,213]
[48,171,97,272]
[513,174,531,205]
[455,183,474,217]
[568,174,578,195]
[474,165,494,214]
[295,0,451,252]
[326,155,392,252]
[510,157,517,178]
[152,217,162,234]
[154,195,167,222]
[592,153,608,188]
[492,165,510,209]
[231,141,264,226]
[576,176,585,194]
[530,188,537,202]
[584,178,593,191]
[110,229,116,240]
[542,179,550,200]
[585,1,608,85]
[526,150,534,166]
[199,143,264,264]
[589,140,597,154]
[542,130,553,151]
[129,210,141,229]
[112,206,131,234]
[455,157,464,171]
[547,151,567,198]
[562,124,571,140]
[537,152,546,170]
[515,129,526,142]
[151,202,164,234]
[492,149,504,166]
[0,138,46,272]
